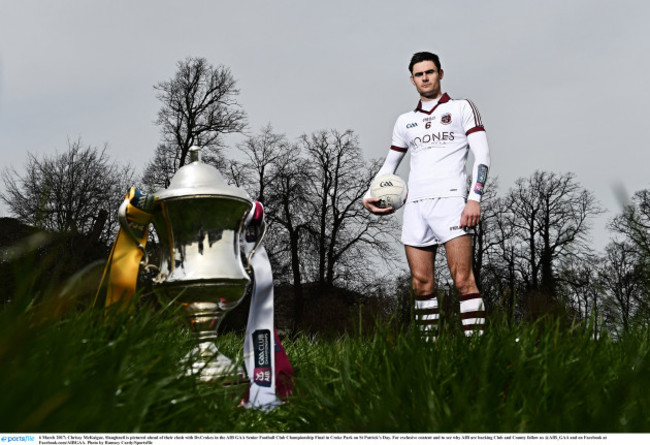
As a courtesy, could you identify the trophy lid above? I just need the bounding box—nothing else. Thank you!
[155,146,251,202]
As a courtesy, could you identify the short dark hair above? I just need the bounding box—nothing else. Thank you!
[408,52,442,73]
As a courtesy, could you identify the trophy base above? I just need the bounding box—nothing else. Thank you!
[183,341,249,385]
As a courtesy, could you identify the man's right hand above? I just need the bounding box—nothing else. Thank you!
[363,197,395,215]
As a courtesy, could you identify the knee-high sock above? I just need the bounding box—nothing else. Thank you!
[459,293,486,336]
[414,295,439,339]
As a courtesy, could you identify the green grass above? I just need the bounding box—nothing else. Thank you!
[285,320,650,433]
[1,271,650,432]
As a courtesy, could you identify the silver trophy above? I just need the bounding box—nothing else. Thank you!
[119,146,258,382]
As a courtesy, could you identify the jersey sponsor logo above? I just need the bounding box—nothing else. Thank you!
[406,122,418,128]
[441,113,452,125]
[411,131,455,150]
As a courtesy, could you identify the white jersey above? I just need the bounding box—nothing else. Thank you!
[386,93,490,203]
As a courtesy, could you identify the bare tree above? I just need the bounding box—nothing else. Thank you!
[265,149,312,328]
[609,190,650,328]
[476,171,603,322]
[231,128,401,329]
[598,240,645,334]
[471,185,527,323]
[235,124,288,203]
[222,158,250,189]
[558,254,601,335]
[300,129,400,287]
[266,149,310,280]
[611,189,650,265]
[492,196,526,322]
[141,143,178,192]
[144,56,246,189]
[232,125,308,288]
[472,177,500,293]
[1,138,134,243]
[506,171,602,296]
[232,129,312,330]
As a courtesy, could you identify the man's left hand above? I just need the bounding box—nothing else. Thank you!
[460,200,481,229]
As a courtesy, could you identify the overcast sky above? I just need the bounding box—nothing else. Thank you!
[1,0,649,253]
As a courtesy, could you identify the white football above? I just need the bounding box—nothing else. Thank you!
[370,174,408,210]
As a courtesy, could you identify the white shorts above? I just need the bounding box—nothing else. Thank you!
[401,197,471,247]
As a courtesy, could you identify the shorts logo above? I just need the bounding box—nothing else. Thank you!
[441,113,452,125]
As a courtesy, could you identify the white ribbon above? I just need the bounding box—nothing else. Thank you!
[243,245,281,409]
[241,205,282,410]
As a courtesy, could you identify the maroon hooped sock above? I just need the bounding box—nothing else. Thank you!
[414,294,439,340]
[459,293,486,336]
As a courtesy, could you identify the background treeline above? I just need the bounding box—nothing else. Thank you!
[1,57,649,338]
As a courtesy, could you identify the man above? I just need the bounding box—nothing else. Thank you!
[363,51,490,338]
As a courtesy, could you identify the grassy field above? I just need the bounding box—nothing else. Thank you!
[1,275,650,433]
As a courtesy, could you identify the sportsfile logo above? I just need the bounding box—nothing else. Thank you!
[1,436,36,442]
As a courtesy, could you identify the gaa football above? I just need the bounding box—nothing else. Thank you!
[370,174,408,210]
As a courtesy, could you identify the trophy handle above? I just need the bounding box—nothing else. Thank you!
[246,220,267,272]
[118,198,150,267]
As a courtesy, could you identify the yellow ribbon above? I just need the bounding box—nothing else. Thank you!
[94,187,155,310]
